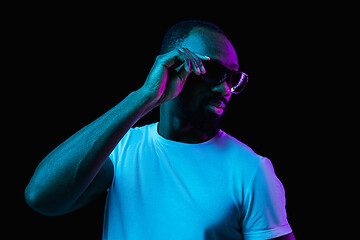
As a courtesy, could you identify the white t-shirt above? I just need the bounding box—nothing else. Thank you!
[103,123,292,240]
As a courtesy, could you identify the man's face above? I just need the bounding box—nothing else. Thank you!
[174,28,239,123]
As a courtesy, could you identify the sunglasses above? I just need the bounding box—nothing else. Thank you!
[201,60,248,94]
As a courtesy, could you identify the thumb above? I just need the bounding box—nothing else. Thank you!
[178,66,192,81]
[160,48,184,69]
[174,61,193,82]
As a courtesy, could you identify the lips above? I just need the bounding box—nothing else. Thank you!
[208,97,228,109]
[209,101,226,109]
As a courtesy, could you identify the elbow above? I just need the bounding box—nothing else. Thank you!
[24,185,43,215]
[24,185,51,216]
[24,184,66,217]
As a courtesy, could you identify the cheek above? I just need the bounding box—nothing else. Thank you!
[183,75,211,96]
[185,88,208,109]
[178,75,214,112]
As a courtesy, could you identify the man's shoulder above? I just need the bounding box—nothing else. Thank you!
[218,130,265,167]
[218,130,255,154]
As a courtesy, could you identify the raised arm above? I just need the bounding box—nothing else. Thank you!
[24,89,154,216]
[24,48,209,216]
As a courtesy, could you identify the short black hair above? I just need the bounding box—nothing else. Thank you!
[159,20,226,54]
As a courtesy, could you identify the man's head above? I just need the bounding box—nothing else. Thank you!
[160,21,226,54]
[160,20,238,71]
[160,20,239,125]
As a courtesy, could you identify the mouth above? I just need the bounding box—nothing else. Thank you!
[206,98,228,115]
[208,97,228,108]
[209,101,226,109]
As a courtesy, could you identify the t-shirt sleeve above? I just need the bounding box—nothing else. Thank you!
[108,128,133,168]
[241,157,292,240]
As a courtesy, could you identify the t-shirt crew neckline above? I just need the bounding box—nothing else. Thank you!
[153,122,224,147]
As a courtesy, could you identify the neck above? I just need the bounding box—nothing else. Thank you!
[158,104,220,144]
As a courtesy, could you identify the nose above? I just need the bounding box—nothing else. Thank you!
[211,80,232,96]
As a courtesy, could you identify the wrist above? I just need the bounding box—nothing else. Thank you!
[134,87,159,111]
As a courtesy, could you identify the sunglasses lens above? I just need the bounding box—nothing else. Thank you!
[201,61,248,94]
[202,63,226,85]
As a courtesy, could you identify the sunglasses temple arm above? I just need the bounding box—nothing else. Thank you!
[231,72,248,94]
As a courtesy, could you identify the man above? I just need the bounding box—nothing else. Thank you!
[25,20,295,239]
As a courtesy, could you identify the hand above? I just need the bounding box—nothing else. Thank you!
[140,47,210,106]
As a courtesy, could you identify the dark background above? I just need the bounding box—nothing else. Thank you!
[14,3,339,239]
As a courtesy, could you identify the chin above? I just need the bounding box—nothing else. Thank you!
[193,105,223,125]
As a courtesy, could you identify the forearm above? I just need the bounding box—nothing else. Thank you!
[25,48,200,215]
[25,89,154,215]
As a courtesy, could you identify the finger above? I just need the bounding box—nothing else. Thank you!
[179,48,199,75]
[179,48,194,73]
[185,57,191,73]
[194,52,211,74]
[182,48,202,75]
[178,49,191,73]
[194,52,211,61]
[184,48,210,74]
[193,53,208,74]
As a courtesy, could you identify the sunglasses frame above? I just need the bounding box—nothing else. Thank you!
[174,59,249,94]
[201,60,248,94]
